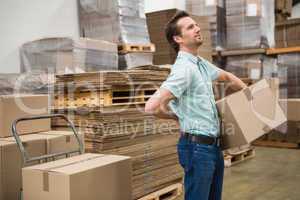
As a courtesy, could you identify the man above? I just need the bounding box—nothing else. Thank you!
[145,11,247,200]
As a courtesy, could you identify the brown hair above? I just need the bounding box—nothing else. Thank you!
[165,11,190,53]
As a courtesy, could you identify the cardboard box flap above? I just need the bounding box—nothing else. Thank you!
[221,78,286,143]
[23,153,103,171]
[53,155,131,175]
[248,79,276,120]
[226,89,267,142]
[38,130,74,135]
[24,154,131,175]
[0,140,14,145]
[2,134,60,143]
[248,79,286,128]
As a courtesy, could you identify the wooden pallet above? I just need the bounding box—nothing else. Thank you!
[118,43,155,54]
[252,140,300,149]
[138,183,183,200]
[54,86,157,109]
[224,147,255,168]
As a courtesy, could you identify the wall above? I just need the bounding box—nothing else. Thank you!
[0,0,79,73]
[0,0,186,73]
[145,0,186,13]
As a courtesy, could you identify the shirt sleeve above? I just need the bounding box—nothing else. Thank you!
[160,63,194,99]
[203,59,221,81]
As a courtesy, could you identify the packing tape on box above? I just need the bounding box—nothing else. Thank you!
[42,155,106,192]
[43,172,49,192]
[66,135,71,143]
[45,140,50,156]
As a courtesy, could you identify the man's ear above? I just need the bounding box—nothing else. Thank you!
[173,35,182,44]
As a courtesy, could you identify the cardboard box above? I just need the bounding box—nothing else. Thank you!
[267,121,300,143]
[146,9,214,64]
[275,19,300,48]
[20,37,74,74]
[225,0,275,49]
[0,94,50,138]
[73,38,118,71]
[22,153,132,200]
[0,131,82,200]
[279,99,300,121]
[217,79,287,149]
[0,134,47,200]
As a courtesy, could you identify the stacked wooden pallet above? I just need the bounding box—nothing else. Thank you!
[224,146,256,168]
[138,183,183,200]
[118,43,156,54]
[52,69,183,200]
[118,43,155,70]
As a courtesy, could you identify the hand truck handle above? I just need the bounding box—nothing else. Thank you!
[11,114,84,166]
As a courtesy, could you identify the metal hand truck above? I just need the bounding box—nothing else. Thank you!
[11,114,84,200]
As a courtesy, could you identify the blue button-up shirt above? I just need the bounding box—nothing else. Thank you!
[161,51,221,137]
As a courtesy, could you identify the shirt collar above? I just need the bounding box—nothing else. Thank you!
[177,51,202,64]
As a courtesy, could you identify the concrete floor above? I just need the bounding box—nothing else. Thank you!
[175,147,300,200]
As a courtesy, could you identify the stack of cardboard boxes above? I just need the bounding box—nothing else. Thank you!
[225,0,275,49]
[186,0,226,50]
[225,54,277,81]
[78,0,153,69]
[52,70,183,199]
[265,99,300,145]
[222,0,276,84]
[20,37,119,74]
[275,18,300,48]
[0,73,54,95]
[275,0,293,22]
[0,94,78,200]
[277,53,300,98]
[146,9,213,64]
[275,0,300,48]
[0,94,132,200]
[222,0,276,81]
[20,38,74,74]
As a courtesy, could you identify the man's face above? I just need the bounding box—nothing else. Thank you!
[174,17,203,49]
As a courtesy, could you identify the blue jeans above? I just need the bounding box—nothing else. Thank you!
[177,136,224,200]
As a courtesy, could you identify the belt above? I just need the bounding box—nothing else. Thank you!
[180,132,221,146]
